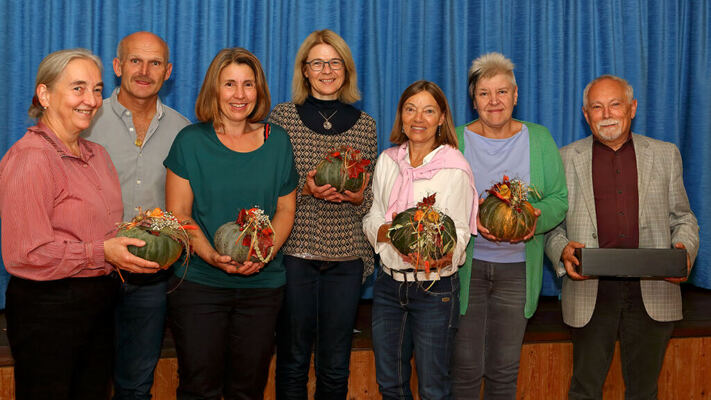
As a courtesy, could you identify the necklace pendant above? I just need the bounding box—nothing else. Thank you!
[134,138,143,147]
[323,120,332,130]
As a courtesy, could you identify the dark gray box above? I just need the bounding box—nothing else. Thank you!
[574,248,687,278]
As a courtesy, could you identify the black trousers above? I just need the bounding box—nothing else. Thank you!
[568,279,674,400]
[6,275,119,400]
[167,278,284,400]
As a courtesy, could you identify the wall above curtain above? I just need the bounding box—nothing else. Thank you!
[0,0,709,305]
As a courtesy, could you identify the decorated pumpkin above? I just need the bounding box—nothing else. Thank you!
[387,194,457,273]
[214,207,275,263]
[479,175,537,241]
[314,146,371,193]
[117,208,195,269]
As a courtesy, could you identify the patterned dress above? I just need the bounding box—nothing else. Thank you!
[268,102,377,278]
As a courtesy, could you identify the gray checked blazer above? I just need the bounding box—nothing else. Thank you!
[545,134,699,328]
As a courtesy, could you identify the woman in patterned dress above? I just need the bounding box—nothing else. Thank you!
[268,29,377,399]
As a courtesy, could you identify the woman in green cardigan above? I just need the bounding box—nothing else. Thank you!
[451,52,568,399]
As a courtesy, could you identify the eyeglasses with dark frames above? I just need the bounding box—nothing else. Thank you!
[304,58,345,71]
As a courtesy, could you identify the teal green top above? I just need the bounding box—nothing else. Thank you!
[456,120,568,318]
[164,122,299,288]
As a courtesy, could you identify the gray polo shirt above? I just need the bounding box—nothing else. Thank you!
[84,88,190,220]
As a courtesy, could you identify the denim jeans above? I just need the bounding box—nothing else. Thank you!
[372,268,460,400]
[276,256,364,400]
[167,278,284,400]
[452,259,528,400]
[113,279,168,400]
[568,279,673,400]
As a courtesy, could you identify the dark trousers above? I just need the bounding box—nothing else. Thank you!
[275,256,364,400]
[113,279,168,400]
[569,279,674,400]
[167,278,284,400]
[6,275,119,400]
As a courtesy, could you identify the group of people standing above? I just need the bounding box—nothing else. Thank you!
[0,27,699,400]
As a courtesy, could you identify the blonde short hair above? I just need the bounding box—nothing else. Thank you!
[195,48,271,129]
[389,80,458,148]
[291,29,360,104]
[467,52,517,99]
[29,48,103,119]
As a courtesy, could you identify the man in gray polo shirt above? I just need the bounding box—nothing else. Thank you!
[84,31,189,399]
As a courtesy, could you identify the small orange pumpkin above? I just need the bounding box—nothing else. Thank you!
[479,176,536,241]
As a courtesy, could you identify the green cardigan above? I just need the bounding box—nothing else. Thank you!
[456,120,568,318]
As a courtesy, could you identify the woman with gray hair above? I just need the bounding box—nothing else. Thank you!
[451,52,568,399]
[0,48,158,399]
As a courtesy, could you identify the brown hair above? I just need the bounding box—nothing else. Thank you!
[29,48,103,119]
[195,48,271,129]
[389,80,458,148]
[291,29,360,104]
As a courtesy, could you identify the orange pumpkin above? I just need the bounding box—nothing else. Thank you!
[478,176,536,241]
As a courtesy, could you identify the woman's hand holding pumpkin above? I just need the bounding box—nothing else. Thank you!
[336,172,370,205]
[303,169,340,202]
[104,237,160,273]
[208,250,264,275]
[509,207,541,243]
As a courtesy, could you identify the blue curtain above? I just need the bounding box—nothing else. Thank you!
[0,0,709,306]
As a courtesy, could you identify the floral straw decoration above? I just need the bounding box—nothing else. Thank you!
[314,146,371,193]
[214,207,275,264]
[116,207,197,280]
[479,175,539,241]
[387,194,457,274]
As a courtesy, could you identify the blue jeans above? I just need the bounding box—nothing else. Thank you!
[276,256,364,400]
[113,279,168,400]
[452,259,528,400]
[372,269,460,400]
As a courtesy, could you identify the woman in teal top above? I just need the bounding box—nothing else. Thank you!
[164,48,298,399]
[451,52,568,399]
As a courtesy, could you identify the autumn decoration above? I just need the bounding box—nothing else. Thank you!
[479,175,538,241]
[314,146,371,193]
[117,207,196,269]
[214,207,275,264]
[387,194,457,274]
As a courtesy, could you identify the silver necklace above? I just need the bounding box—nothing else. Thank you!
[318,110,338,130]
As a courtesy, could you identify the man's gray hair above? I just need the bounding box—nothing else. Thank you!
[582,75,634,109]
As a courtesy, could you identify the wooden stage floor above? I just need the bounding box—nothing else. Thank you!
[1,284,711,399]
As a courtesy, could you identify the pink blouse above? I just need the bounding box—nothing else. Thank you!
[0,123,123,280]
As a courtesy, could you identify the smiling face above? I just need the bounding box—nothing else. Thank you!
[217,62,257,126]
[114,32,172,101]
[583,78,637,148]
[401,90,445,149]
[38,58,103,137]
[303,43,345,100]
[472,73,518,130]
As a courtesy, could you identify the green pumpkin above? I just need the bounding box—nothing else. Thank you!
[214,221,273,263]
[117,227,183,269]
[479,195,535,241]
[388,207,457,261]
[314,155,364,193]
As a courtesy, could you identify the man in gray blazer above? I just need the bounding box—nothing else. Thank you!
[545,75,699,400]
